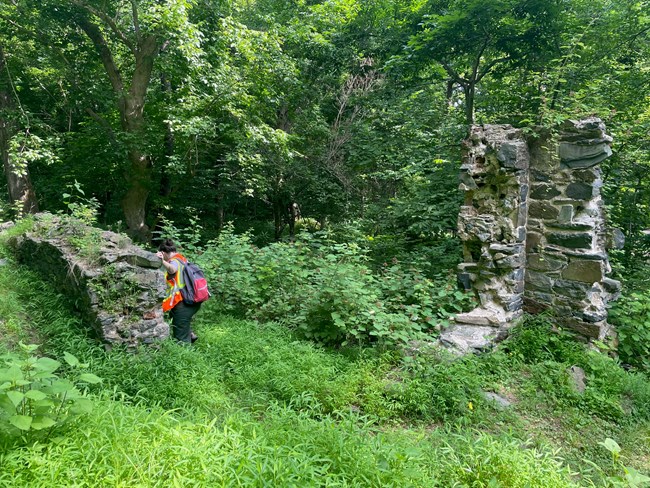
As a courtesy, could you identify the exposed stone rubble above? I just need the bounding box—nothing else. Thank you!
[445,118,621,354]
[524,119,621,340]
[443,125,530,353]
[7,214,168,346]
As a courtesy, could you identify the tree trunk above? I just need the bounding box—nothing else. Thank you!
[287,202,300,241]
[0,47,38,216]
[464,82,475,126]
[118,40,157,241]
[77,15,158,241]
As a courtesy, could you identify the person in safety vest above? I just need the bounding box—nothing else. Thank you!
[156,238,200,344]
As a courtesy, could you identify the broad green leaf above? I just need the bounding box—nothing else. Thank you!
[32,371,57,380]
[9,415,32,431]
[18,343,39,353]
[7,390,25,407]
[0,393,16,413]
[624,466,650,485]
[599,438,621,455]
[30,416,57,431]
[0,366,23,383]
[43,379,75,394]
[63,352,80,368]
[34,357,61,374]
[78,373,102,384]
[25,390,48,401]
[70,398,94,414]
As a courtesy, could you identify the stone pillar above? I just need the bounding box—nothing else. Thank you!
[443,125,530,352]
[524,119,621,339]
[447,118,621,353]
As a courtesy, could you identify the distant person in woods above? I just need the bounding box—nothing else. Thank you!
[156,238,199,344]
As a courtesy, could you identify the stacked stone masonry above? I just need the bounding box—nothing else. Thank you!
[9,214,169,346]
[443,119,622,354]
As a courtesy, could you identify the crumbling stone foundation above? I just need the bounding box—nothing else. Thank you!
[443,119,622,353]
[8,214,169,346]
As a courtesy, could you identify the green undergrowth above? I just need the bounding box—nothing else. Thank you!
[0,241,649,486]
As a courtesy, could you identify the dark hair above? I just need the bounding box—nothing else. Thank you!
[158,238,177,253]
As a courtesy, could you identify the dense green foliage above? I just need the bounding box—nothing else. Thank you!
[1,0,650,485]
[197,226,474,346]
[0,0,647,256]
[1,238,650,485]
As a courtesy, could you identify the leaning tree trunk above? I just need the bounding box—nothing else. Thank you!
[77,14,159,241]
[0,46,38,216]
[117,39,157,242]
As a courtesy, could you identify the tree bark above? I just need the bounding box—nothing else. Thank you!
[464,82,475,126]
[0,46,38,216]
[77,14,159,241]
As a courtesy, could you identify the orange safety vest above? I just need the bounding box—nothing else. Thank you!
[162,254,188,312]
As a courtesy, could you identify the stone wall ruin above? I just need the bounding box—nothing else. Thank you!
[443,118,622,353]
[8,214,169,346]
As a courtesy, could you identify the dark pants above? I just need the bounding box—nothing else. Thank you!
[169,301,201,343]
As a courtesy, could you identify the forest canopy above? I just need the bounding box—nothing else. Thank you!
[0,0,648,260]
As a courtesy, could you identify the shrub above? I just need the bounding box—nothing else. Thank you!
[502,314,586,365]
[0,343,100,443]
[198,226,474,347]
[609,290,650,371]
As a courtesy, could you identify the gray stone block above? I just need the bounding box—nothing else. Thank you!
[565,182,594,200]
[527,253,567,272]
[497,142,528,169]
[547,222,594,231]
[439,325,498,354]
[525,270,555,292]
[529,201,560,220]
[602,278,622,294]
[553,279,590,299]
[573,169,600,183]
[562,259,603,283]
[547,232,592,249]
[557,205,573,224]
[560,145,612,169]
[531,184,561,200]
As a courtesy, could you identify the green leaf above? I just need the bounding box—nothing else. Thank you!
[9,415,32,431]
[0,393,16,413]
[18,342,39,353]
[30,415,57,431]
[70,397,94,414]
[599,438,621,455]
[25,390,48,401]
[78,373,102,384]
[43,379,75,394]
[34,357,61,374]
[624,466,650,485]
[7,390,25,407]
[0,366,23,383]
[63,352,80,368]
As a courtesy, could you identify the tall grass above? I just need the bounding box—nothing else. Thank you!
[1,237,649,486]
[0,397,580,487]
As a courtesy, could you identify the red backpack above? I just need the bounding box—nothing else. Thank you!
[180,261,211,305]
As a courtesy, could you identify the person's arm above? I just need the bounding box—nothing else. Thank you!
[156,252,179,275]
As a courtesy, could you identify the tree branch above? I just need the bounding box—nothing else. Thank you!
[476,56,510,83]
[71,0,136,54]
[76,16,124,95]
[85,107,118,145]
[441,62,469,86]
[130,0,141,42]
